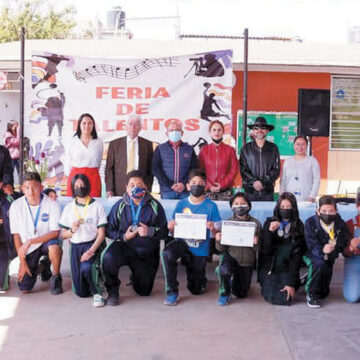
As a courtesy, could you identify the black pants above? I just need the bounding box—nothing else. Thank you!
[0,241,10,291]
[303,255,333,300]
[260,269,293,306]
[161,239,207,295]
[216,253,253,298]
[246,192,274,202]
[102,241,159,296]
[70,241,100,298]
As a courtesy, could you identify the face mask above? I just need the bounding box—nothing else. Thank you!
[74,187,89,198]
[279,208,294,220]
[131,187,146,199]
[190,185,205,198]
[319,213,336,225]
[168,130,182,143]
[212,137,223,144]
[232,205,250,217]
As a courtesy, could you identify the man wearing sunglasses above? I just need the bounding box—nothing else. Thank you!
[239,117,280,201]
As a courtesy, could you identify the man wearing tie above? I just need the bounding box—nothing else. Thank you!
[105,115,154,197]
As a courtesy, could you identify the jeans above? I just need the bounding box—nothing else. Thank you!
[343,255,360,303]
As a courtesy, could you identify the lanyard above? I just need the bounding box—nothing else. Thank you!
[321,221,335,241]
[280,220,289,230]
[130,198,144,226]
[6,195,14,203]
[74,196,91,224]
[278,220,290,237]
[25,195,43,236]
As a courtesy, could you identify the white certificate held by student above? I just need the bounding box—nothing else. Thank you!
[220,220,256,247]
[174,213,207,240]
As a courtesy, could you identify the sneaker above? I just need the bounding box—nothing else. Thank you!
[93,294,105,308]
[106,292,120,306]
[217,295,231,306]
[39,257,52,281]
[50,274,63,295]
[163,293,179,306]
[307,294,321,308]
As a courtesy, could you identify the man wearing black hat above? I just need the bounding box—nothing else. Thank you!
[239,117,280,201]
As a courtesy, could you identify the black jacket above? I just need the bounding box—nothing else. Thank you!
[0,191,23,259]
[106,192,168,256]
[260,217,306,287]
[239,141,280,195]
[305,214,350,263]
[0,146,13,186]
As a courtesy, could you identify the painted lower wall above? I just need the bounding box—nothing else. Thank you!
[232,70,360,195]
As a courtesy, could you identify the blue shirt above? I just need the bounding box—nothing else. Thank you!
[172,197,221,256]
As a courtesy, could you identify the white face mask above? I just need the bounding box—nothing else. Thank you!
[168,130,182,142]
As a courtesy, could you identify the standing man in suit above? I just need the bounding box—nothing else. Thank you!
[105,115,153,197]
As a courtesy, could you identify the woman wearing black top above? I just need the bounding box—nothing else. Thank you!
[259,192,306,305]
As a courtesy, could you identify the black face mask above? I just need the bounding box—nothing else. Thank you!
[232,205,250,217]
[319,213,336,225]
[74,187,89,198]
[279,208,294,220]
[190,185,205,198]
[212,137,223,144]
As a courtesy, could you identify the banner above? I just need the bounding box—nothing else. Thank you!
[28,50,233,187]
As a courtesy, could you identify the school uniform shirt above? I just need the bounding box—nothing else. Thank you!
[64,137,103,175]
[172,197,221,256]
[59,198,107,244]
[9,195,61,255]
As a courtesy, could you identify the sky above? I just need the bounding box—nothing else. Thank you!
[62,0,360,43]
[2,0,360,43]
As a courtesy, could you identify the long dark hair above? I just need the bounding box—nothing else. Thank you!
[273,192,300,220]
[70,174,91,198]
[74,113,98,139]
[7,122,16,136]
[273,192,304,239]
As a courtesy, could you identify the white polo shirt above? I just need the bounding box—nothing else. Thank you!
[10,195,61,255]
[59,198,107,244]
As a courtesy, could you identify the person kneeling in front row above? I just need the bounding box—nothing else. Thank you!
[215,192,261,306]
[259,192,306,306]
[304,195,350,308]
[59,174,107,308]
[9,172,63,295]
[162,168,221,306]
[102,170,168,306]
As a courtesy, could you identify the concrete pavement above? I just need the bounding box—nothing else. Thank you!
[0,250,359,360]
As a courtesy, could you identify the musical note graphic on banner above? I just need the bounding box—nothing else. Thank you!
[73,57,179,81]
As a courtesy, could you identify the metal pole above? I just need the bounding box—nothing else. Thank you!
[242,28,248,145]
[19,27,25,184]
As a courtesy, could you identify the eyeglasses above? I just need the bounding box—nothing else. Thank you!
[252,125,268,130]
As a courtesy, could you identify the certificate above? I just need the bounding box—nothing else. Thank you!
[174,213,207,240]
[220,220,256,247]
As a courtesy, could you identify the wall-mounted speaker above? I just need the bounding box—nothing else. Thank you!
[298,89,330,137]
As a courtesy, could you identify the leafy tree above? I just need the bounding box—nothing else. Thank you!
[0,0,77,43]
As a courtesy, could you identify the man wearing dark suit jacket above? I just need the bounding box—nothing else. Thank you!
[105,115,153,197]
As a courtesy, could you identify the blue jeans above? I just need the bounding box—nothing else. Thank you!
[343,255,360,303]
[161,190,189,200]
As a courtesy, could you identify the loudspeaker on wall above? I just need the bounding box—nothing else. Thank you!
[298,89,330,137]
